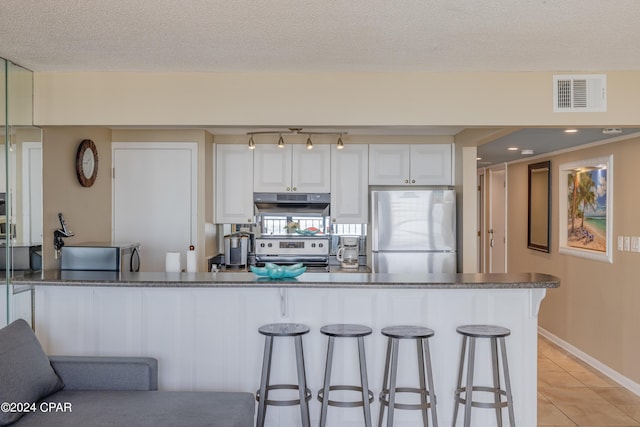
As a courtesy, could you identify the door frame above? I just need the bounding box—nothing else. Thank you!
[21,142,42,244]
[488,163,508,273]
[477,168,486,273]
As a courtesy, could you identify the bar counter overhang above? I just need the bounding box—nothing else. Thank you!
[14,271,559,427]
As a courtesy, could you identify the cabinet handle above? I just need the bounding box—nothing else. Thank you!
[412,179,416,184]
[292,187,297,191]
[286,187,291,191]
[404,179,409,184]
[332,218,336,223]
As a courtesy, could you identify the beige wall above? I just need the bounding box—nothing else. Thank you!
[34,71,640,127]
[42,128,217,271]
[42,127,112,269]
[507,135,640,384]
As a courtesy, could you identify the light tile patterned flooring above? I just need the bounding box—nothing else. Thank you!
[538,335,640,426]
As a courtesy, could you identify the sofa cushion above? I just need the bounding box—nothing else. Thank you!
[0,319,64,426]
[16,390,256,427]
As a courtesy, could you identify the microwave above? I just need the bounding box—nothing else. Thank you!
[60,242,141,272]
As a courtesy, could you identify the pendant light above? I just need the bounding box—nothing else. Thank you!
[248,135,256,150]
[336,135,344,150]
[277,134,285,148]
[306,136,313,150]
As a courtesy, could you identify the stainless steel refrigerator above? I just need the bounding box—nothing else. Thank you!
[371,189,457,273]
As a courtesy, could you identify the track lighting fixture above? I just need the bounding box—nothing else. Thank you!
[246,128,347,149]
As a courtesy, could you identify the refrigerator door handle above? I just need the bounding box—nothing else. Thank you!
[371,191,379,251]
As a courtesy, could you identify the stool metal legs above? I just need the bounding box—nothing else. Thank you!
[319,335,373,427]
[256,335,273,427]
[294,335,311,427]
[256,334,311,427]
[453,335,515,427]
[358,336,374,427]
[378,337,438,427]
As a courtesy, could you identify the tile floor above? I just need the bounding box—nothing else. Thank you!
[538,335,640,426]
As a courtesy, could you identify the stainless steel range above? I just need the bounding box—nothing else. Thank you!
[254,236,330,272]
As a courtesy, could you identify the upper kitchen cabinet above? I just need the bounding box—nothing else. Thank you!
[331,144,368,224]
[254,144,330,193]
[369,144,453,185]
[214,144,254,224]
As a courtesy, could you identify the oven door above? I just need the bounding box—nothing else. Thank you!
[254,255,329,272]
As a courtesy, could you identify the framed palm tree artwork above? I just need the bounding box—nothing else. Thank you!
[559,155,613,263]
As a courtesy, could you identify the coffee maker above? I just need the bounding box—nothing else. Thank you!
[336,236,359,269]
[224,234,248,268]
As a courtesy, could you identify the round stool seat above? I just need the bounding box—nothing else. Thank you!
[320,324,372,338]
[456,324,510,338]
[259,323,310,337]
[381,325,435,339]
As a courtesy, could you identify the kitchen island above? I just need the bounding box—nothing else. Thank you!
[14,271,558,427]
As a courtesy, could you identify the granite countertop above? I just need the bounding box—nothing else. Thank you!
[12,270,560,289]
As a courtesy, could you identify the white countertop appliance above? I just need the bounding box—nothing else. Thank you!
[60,242,141,272]
[224,234,249,268]
[336,235,360,269]
[371,189,457,274]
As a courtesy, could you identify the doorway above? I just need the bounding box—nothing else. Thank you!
[488,166,507,273]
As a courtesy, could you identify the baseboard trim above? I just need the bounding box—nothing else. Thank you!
[538,327,640,397]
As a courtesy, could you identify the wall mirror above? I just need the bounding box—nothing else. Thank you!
[528,160,551,252]
[2,61,42,267]
[2,59,40,326]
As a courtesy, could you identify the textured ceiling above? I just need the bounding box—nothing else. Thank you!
[2,1,639,165]
[1,0,640,72]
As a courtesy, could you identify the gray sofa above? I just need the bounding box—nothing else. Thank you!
[0,319,254,427]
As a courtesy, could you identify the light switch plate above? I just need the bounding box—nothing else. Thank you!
[618,236,625,251]
[631,237,640,253]
[624,236,631,251]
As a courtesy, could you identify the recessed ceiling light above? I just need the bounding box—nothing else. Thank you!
[507,147,518,151]
[521,149,534,155]
[564,129,578,133]
[476,157,482,161]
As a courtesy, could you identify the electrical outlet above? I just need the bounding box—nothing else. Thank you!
[624,236,631,252]
[631,237,640,253]
[618,236,625,251]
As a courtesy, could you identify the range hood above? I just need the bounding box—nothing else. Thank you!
[254,192,330,217]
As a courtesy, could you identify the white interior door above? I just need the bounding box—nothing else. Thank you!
[113,143,197,272]
[489,167,507,273]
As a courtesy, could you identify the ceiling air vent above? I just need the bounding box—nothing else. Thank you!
[553,74,607,112]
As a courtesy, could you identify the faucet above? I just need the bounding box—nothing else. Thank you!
[53,213,74,254]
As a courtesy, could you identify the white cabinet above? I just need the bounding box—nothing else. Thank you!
[254,145,330,193]
[214,144,254,224]
[331,144,368,224]
[369,143,453,185]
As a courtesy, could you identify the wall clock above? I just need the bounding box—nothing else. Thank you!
[76,139,98,187]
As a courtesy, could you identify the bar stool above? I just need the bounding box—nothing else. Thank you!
[452,324,515,427]
[256,323,312,427]
[318,324,374,427]
[378,325,438,427]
